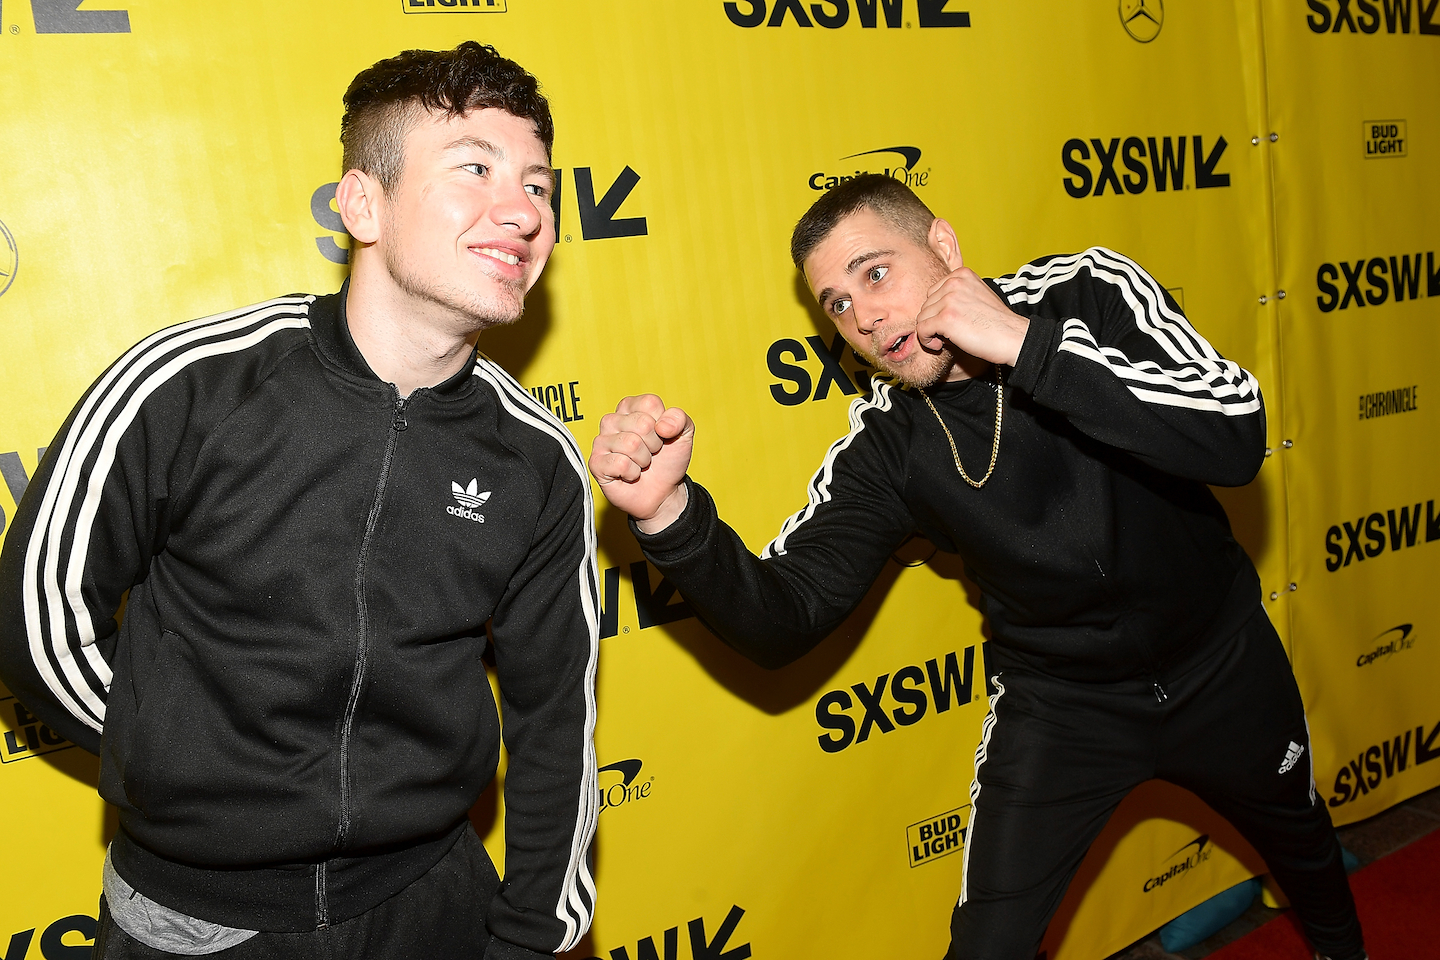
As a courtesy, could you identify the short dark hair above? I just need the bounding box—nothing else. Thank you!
[340,41,554,194]
[790,174,936,269]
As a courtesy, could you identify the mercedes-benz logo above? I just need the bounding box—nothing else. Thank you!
[0,219,16,298]
[1120,0,1164,42]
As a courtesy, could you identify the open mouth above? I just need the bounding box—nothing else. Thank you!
[476,247,522,266]
[886,333,910,356]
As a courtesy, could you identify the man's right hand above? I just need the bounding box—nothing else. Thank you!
[588,395,694,534]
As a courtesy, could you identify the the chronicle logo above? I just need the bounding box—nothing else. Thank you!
[1306,0,1440,34]
[1358,382,1418,421]
[401,0,505,12]
[725,0,971,29]
[597,758,654,812]
[1325,497,1438,571]
[1062,135,1230,198]
[809,146,930,192]
[1364,120,1406,158]
[1356,624,1417,667]
[1119,0,1163,42]
[907,805,969,867]
[0,220,16,299]
[1143,835,1212,892]
[447,479,490,523]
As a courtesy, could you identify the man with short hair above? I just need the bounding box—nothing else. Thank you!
[589,175,1365,960]
[0,42,597,959]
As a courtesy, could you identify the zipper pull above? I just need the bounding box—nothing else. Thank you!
[391,397,409,432]
[1152,681,1168,704]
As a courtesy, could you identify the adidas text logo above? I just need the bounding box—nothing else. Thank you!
[448,479,490,523]
[1279,740,1305,774]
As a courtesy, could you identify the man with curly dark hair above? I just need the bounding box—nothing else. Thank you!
[0,42,597,960]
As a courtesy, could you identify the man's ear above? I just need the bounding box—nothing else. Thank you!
[336,169,384,246]
[928,218,964,271]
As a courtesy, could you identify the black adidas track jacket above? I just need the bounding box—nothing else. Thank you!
[0,288,598,957]
[638,248,1268,683]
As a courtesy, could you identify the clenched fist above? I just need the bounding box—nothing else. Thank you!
[588,394,694,533]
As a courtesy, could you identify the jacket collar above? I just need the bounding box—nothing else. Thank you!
[307,279,478,398]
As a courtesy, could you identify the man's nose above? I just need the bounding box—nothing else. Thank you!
[492,184,543,238]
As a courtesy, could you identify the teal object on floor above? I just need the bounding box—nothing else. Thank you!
[1158,876,1263,952]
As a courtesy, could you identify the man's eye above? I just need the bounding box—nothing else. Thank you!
[462,163,488,176]
[833,298,851,316]
[525,183,548,197]
[868,265,888,283]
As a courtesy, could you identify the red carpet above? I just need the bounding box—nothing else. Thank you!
[1209,827,1440,959]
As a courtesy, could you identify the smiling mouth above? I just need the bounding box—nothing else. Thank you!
[476,247,521,266]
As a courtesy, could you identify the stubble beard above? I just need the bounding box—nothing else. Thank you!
[384,243,528,334]
[873,341,956,389]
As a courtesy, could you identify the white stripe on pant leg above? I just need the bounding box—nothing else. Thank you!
[958,674,1006,907]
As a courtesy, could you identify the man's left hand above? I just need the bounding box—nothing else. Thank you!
[915,267,1030,367]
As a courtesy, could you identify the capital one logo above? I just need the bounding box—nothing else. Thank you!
[1143,835,1212,892]
[9,0,131,33]
[310,166,647,264]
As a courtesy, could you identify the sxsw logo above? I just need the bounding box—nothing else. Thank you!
[1328,718,1440,806]
[597,560,694,639]
[907,805,969,867]
[1364,119,1407,158]
[5,0,130,33]
[1323,497,1439,572]
[1316,251,1437,312]
[3,916,96,960]
[1062,135,1230,198]
[809,146,931,192]
[1142,835,1213,893]
[401,0,505,12]
[1306,0,1440,34]
[587,905,750,960]
[597,758,654,813]
[1,692,73,764]
[0,449,44,540]
[768,333,874,406]
[725,0,970,28]
[815,644,994,753]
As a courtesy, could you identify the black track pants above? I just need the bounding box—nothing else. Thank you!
[945,607,1364,960]
[93,824,499,960]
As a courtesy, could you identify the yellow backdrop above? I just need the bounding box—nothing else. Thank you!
[0,2,1435,958]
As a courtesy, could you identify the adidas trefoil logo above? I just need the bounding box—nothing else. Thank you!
[1278,740,1305,774]
[447,479,490,523]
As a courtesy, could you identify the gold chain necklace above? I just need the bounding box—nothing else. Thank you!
[917,365,1004,489]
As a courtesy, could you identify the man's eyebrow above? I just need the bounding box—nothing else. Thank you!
[445,138,554,187]
[846,248,894,274]
[524,163,556,188]
[817,249,895,311]
[445,135,502,157]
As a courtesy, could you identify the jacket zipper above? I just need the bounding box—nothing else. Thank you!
[317,393,408,927]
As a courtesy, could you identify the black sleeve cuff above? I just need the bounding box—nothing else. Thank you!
[626,476,711,560]
[1007,313,1061,396]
